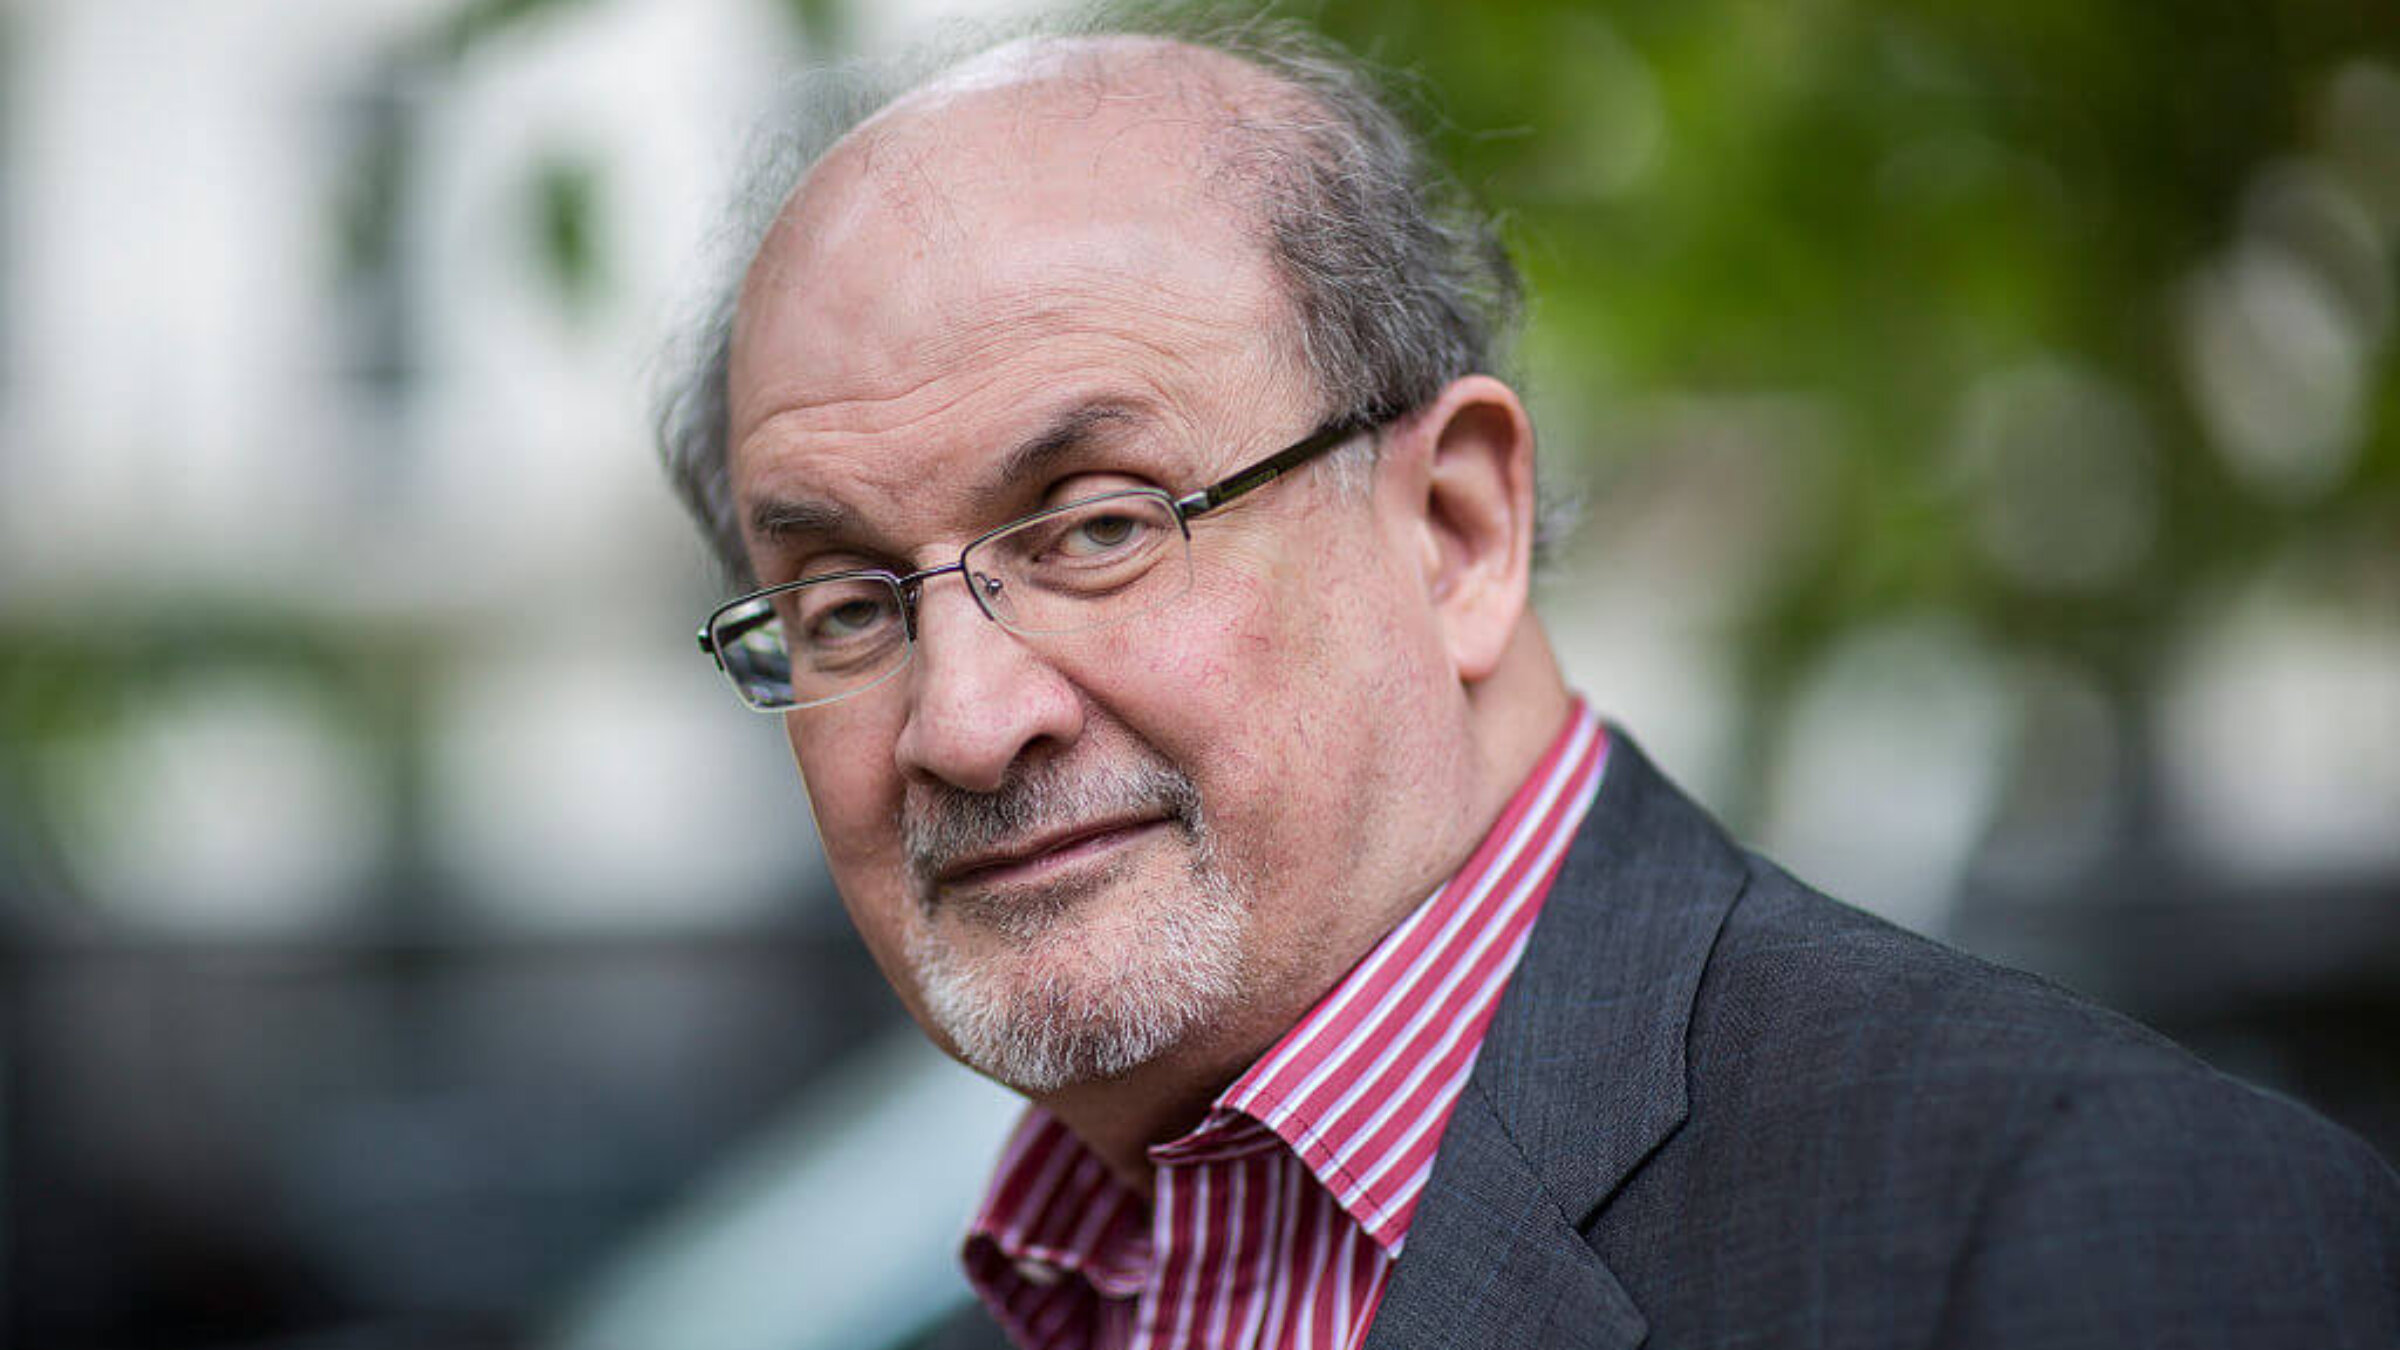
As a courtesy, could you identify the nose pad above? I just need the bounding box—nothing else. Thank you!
[899,567,1006,640]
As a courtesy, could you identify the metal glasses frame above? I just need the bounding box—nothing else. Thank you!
[697,415,1374,709]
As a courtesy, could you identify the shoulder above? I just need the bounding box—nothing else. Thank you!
[1658,858,2400,1343]
[1687,854,2389,1177]
[1935,1057,2400,1346]
[1694,856,2211,1097]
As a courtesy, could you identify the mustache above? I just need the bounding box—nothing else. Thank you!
[901,753,1203,894]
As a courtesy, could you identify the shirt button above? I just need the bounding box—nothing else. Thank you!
[1015,1257,1061,1286]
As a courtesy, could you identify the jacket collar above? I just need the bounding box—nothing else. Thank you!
[1363,728,1750,1350]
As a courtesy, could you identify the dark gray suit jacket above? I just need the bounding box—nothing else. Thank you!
[939,733,2400,1348]
[1358,732,2400,1349]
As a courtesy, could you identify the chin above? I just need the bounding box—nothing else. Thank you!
[906,859,1251,1094]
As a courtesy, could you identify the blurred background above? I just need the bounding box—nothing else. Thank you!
[0,0,2394,1346]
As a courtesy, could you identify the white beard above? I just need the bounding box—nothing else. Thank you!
[899,751,1250,1093]
[907,846,1247,1092]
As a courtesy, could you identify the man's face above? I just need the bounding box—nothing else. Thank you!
[723,74,1466,1093]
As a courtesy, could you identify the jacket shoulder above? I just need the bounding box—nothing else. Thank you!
[1692,857,2391,1176]
[1697,858,2211,1089]
[1596,858,2400,1347]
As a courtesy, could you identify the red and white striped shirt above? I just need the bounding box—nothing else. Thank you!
[962,704,1609,1350]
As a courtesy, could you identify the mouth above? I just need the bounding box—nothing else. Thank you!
[933,815,1172,895]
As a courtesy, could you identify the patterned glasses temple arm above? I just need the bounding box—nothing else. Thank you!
[697,608,776,666]
[1172,418,1370,518]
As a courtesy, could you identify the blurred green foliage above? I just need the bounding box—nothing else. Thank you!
[779,0,853,53]
[1271,0,2400,794]
[0,612,429,920]
[533,153,608,317]
[425,0,594,63]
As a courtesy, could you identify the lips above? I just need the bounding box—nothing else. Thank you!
[934,815,1169,891]
[902,753,1206,906]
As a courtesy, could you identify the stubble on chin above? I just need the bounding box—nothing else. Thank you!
[937,868,1091,943]
[897,755,1251,1094]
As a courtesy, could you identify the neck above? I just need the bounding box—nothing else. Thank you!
[1029,930,1396,1198]
[1032,1042,1254,1199]
[1464,622,1576,806]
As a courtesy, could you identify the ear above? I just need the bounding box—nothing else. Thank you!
[1393,375,1537,685]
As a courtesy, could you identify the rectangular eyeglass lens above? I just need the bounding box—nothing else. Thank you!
[983,495,1181,631]
[714,600,796,706]
[783,577,906,697]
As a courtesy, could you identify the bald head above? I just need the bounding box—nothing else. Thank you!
[750,43,1278,299]
[742,35,1325,337]
[877,32,1300,132]
[732,38,1317,453]
[659,22,1525,585]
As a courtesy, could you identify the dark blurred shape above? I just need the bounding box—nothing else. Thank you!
[0,923,900,1349]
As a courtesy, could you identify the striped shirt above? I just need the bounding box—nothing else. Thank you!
[962,704,1609,1350]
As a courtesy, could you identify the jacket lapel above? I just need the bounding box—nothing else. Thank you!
[1363,730,1751,1350]
[1360,1083,1646,1349]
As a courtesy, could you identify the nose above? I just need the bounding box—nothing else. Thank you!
[891,570,1085,794]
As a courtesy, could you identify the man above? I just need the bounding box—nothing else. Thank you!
[659,21,2399,1350]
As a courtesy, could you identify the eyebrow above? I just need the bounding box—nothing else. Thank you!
[743,399,1153,548]
[748,494,855,543]
[973,401,1148,501]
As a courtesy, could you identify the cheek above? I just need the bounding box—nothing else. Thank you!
[1121,588,1257,698]
[785,711,907,897]
[1098,556,1372,824]
[1103,557,1287,713]
[787,714,931,1001]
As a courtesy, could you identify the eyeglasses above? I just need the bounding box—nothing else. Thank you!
[697,416,1373,711]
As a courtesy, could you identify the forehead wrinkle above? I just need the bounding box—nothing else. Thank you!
[801,277,1239,435]
[739,290,1199,466]
[745,198,1253,437]
[732,286,1282,562]
[738,373,1169,545]
[734,355,1014,488]
[736,290,1270,555]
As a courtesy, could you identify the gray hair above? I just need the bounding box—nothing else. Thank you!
[655,16,1527,587]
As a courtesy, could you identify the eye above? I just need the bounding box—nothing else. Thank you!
[814,597,890,637]
[1059,511,1148,557]
[788,585,902,648]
